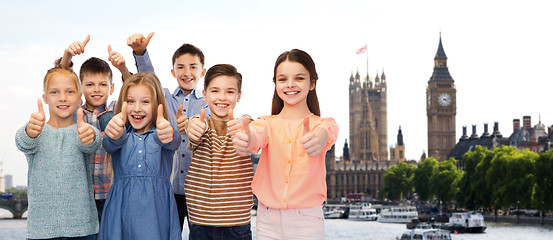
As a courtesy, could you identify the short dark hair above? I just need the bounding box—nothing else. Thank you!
[79,57,113,83]
[204,64,242,91]
[172,43,205,66]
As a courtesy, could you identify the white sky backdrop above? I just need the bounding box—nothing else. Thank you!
[1,0,552,186]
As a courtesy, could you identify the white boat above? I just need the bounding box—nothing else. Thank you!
[399,227,452,240]
[323,205,347,219]
[377,206,418,223]
[347,203,377,221]
[448,211,486,233]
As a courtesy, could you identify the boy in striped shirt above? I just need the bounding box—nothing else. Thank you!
[178,64,254,239]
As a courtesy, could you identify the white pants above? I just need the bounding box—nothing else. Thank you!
[256,202,325,240]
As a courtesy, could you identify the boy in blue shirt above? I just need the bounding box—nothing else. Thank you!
[127,32,210,231]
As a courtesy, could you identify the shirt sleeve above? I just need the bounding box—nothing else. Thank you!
[15,124,40,156]
[248,117,269,153]
[133,49,156,74]
[78,126,102,154]
[103,127,129,154]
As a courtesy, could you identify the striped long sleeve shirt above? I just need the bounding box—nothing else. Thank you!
[185,117,254,227]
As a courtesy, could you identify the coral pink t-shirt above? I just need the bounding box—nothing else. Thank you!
[249,114,338,209]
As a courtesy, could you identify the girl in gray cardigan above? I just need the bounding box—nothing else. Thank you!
[15,66,101,240]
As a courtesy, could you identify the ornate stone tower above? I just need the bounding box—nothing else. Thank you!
[349,70,388,163]
[426,34,457,161]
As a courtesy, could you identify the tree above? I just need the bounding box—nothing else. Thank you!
[430,158,462,204]
[532,149,553,211]
[414,157,438,201]
[381,162,416,200]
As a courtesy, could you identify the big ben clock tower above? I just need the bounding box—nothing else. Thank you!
[426,34,456,161]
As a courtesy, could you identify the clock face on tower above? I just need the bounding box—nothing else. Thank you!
[438,93,452,106]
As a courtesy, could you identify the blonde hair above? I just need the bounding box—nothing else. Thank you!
[115,73,169,127]
[43,66,81,93]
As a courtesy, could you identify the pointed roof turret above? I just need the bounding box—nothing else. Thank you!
[355,69,360,80]
[435,33,448,60]
[397,126,404,146]
[381,68,386,82]
[375,71,380,84]
[429,33,454,82]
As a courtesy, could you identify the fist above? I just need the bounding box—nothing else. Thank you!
[232,117,252,157]
[176,105,188,135]
[77,109,95,145]
[26,99,46,138]
[186,109,207,142]
[127,32,154,56]
[300,117,327,157]
[156,104,173,144]
[105,102,128,140]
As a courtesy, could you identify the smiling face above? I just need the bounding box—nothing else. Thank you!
[275,60,315,108]
[43,73,81,124]
[82,73,114,111]
[126,84,154,134]
[202,75,241,121]
[171,53,206,95]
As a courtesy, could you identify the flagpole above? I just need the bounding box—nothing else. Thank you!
[366,42,369,82]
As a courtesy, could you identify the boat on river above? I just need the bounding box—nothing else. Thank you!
[347,203,377,221]
[399,224,452,240]
[323,204,348,219]
[377,206,418,223]
[446,211,487,233]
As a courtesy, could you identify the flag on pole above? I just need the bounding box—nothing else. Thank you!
[356,44,367,54]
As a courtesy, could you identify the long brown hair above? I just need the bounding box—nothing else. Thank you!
[115,72,169,128]
[271,49,320,116]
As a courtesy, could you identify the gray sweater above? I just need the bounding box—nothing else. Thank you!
[15,123,101,239]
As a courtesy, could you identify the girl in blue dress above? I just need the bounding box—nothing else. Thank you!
[99,72,182,240]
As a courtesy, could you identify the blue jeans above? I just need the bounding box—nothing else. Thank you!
[29,234,95,240]
[189,223,252,240]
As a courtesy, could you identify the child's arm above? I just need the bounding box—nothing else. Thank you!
[127,32,155,74]
[59,35,90,68]
[107,45,132,81]
[156,104,181,150]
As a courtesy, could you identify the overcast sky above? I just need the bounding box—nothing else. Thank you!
[1,0,552,186]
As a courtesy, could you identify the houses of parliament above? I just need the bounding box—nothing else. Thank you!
[325,35,457,200]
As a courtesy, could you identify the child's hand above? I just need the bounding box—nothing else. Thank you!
[105,102,127,140]
[176,105,188,135]
[127,32,154,56]
[227,109,253,137]
[65,34,90,57]
[156,104,173,144]
[301,117,328,157]
[232,117,252,157]
[26,99,45,138]
[108,45,128,73]
[186,109,207,142]
[77,109,95,145]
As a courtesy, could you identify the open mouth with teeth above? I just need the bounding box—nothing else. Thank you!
[57,105,70,110]
[284,90,300,95]
[215,103,229,109]
[91,95,104,100]
[131,114,146,122]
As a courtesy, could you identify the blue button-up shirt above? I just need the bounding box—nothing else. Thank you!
[134,50,210,194]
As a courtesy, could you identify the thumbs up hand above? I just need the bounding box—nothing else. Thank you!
[186,109,207,142]
[156,104,173,144]
[105,102,127,140]
[65,34,90,57]
[107,45,129,76]
[77,109,96,145]
[226,109,240,137]
[300,117,328,157]
[176,105,188,135]
[232,117,252,157]
[127,32,154,56]
[26,99,46,138]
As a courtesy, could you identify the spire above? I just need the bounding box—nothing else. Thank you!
[397,126,404,146]
[375,70,380,84]
[435,32,448,60]
[381,68,386,82]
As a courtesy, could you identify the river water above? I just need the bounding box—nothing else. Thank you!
[1,217,553,240]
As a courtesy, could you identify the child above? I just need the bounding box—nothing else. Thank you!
[233,49,339,240]
[15,66,101,239]
[127,32,210,230]
[178,64,254,239]
[57,34,131,227]
[99,72,182,240]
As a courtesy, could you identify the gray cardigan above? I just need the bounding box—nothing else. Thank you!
[15,123,101,239]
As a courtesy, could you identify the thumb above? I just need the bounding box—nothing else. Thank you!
[37,98,44,115]
[303,117,310,135]
[83,34,90,46]
[199,109,206,122]
[157,104,165,121]
[228,108,234,120]
[241,117,251,136]
[146,32,155,41]
[176,105,184,119]
[77,108,85,126]
[120,101,128,123]
[107,45,112,60]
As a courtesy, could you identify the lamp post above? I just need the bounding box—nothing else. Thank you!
[541,201,544,225]
[516,200,520,224]
[494,200,498,222]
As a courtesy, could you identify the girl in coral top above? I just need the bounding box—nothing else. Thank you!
[233,49,338,240]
